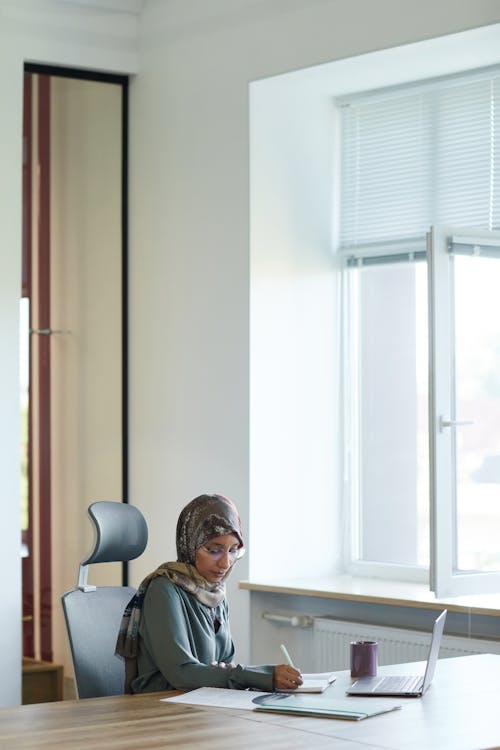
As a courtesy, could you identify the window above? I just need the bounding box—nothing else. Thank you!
[343,258,429,580]
[429,227,500,596]
[339,67,500,595]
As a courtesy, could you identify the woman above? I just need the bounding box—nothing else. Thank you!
[115,493,303,693]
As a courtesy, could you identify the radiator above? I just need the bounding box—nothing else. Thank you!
[312,617,500,671]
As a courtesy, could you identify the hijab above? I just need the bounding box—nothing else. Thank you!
[176,493,243,565]
[115,493,244,692]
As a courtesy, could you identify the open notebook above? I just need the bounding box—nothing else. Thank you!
[284,672,336,693]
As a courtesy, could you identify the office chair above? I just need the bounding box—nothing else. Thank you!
[61,500,148,699]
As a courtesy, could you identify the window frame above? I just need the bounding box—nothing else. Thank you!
[428,225,500,597]
[341,253,429,585]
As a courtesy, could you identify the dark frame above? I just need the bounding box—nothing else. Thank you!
[23,63,130,590]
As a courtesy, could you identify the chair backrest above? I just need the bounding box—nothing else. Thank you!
[61,501,148,699]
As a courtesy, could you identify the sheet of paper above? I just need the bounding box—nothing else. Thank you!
[161,687,270,710]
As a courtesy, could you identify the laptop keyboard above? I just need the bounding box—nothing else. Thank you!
[377,675,424,693]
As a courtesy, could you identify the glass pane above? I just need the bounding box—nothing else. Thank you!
[453,255,500,572]
[355,261,429,566]
[20,297,30,535]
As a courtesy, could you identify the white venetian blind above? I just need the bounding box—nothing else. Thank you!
[338,68,500,257]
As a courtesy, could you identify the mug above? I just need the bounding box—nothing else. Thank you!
[350,640,378,678]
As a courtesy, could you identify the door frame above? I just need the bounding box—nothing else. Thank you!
[22,63,129,660]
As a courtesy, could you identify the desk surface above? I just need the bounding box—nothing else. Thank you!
[1,654,499,750]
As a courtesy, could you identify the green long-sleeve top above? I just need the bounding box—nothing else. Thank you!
[130,577,274,693]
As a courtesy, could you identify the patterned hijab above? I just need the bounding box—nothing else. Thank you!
[115,494,244,692]
[176,493,243,565]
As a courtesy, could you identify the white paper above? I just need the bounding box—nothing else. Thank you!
[161,687,270,710]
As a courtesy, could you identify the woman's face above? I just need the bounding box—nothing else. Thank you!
[194,533,241,583]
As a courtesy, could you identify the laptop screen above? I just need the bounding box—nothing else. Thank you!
[421,609,447,692]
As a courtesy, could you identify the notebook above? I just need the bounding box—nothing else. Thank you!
[346,609,447,697]
[252,693,401,721]
[282,672,336,693]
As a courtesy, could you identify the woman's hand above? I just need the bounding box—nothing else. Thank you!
[273,664,303,691]
[210,661,236,669]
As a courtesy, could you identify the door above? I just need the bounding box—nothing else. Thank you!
[21,67,128,671]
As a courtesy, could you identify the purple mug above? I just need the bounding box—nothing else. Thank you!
[350,640,378,678]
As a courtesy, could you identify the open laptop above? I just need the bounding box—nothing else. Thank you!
[346,609,447,697]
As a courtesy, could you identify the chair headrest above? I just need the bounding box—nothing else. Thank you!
[82,501,148,566]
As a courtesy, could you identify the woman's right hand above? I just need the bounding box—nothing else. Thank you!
[273,664,303,691]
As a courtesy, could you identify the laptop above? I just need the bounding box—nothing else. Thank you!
[346,609,447,698]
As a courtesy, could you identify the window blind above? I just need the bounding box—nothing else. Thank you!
[338,68,500,258]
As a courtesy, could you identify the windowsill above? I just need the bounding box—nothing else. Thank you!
[239,575,500,617]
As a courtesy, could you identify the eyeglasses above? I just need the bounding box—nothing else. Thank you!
[199,545,246,561]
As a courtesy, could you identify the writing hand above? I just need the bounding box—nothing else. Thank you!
[273,664,303,690]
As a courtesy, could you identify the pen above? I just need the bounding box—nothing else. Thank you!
[280,643,295,667]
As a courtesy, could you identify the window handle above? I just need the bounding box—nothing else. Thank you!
[439,415,474,433]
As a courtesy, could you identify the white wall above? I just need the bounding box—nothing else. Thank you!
[129,0,500,670]
[3,0,500,707]
[0,39,24,711]
[249,73,339,579]
[0,0,137,708]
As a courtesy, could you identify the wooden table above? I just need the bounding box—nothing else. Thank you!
[1,654,499,750]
